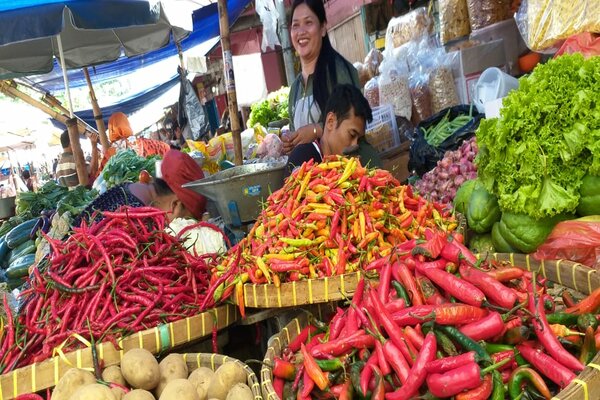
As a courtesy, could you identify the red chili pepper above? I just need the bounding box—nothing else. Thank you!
[565,286,600,315]
[306,333,326,351]
[371,365,385,400]
[491,350,516,371]
[528,280,585,372]
[455,373,494,400]
[383,340,410,384]
[375,341,391,376]
[404,326,424,350]
[301,343,329,391]
[379,262,392,304]
[386,332,437,399]
[361,354,378,396]
[459,263,518,309]
[426,351,477,374]
[273,357,296,380]
[273,376,285,398]
[288,325,318,352]
[426,362,482,398]
[329,308,346,341]
[487,267,524,282]
[417,265,485,307]
[396,262,424,305]
[392,303,487,326]
[301,368,315,398]
[415,275,446,305]
[385,298,406,314]
[440,237,478,266]
[517,344,576,388]
[459,311,506,341]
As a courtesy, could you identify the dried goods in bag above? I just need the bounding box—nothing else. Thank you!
[409,70,433,125]
[466,0,509,31]
[364,48,383,79]
[385,7,433,50]
[430,67,459,114]
[379,69,412,120]
[515,0,600,51]
[439,0,471,44]
[364,76,380,109]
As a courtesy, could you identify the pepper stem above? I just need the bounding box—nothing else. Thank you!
[481,356,512,374]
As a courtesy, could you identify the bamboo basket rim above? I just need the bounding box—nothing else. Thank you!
[236,271,371,308]
[182,353,262,400]
[0,304,239,400]
[261,255,600,400]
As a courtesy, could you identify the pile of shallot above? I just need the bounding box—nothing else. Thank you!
[414,136,478,204]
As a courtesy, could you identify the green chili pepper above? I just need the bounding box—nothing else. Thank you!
[491,370,506,400]
[439,325,492,364]
[315,357,344,372]
[580,326,597,365]
[503,326,530,345]
[392,280,411,306]
[508,367,552,400]
[546,312,579,326]
[485,343,515,354]
[577,313,598,331]
[350,361,365,398]
[434,330,458,356]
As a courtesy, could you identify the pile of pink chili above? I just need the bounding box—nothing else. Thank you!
[0,206,226,373]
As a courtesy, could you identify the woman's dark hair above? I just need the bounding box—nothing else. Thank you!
[291,0,356,115]
[153,178,174,197]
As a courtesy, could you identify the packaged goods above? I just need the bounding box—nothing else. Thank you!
[466,0,509,31]
[385,8,433,51]
[439,0,471,44]
[364,76,380,108]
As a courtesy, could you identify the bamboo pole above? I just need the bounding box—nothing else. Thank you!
[66,118,88,187]
[217,0,243,166]
[83,68,110,152]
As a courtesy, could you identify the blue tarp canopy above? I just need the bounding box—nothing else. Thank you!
[19,0,250,92]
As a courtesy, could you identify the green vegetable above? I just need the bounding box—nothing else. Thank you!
[497,212,569,253]
[5,219,38,249]
[247,87,290,128]
[0,238,9,265]
[8,240,36,265]
[453,179,482,216]
[491,222,518,253]
[102,149,159,189]
[577,174,600,216]
[15,181,68,218]
[56,186,98,216]
[6,254,35,279]
[476,54,600,219]
[423,108,474,147]
[466,186,501,233]
[468,233,495,253]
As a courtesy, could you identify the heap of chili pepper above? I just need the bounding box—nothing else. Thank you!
[212,156,457,299]
[0,206,227,374]
[272,232,599,399]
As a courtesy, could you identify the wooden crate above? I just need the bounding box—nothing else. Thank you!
[0,304,239,399]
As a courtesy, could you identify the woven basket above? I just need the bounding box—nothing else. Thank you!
[183,353,262,400]
[0,304,239,400]
[261,255,600,400]
[236,271,368,308]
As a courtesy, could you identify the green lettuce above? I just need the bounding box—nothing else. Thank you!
[476,54,600,220]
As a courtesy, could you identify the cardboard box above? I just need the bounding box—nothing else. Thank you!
[449,39,507,104]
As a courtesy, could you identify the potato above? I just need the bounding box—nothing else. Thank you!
[52,368,97,400]
[122,389,156,400]
[103,366,127,386]
[187,367,214,400]
[111,387,127,400]
[158,379,199,400]
[225,383,253,400]
[69,383,117,400]
[121,349,160,390]
[207,363,246,400]
[155,354,189,397]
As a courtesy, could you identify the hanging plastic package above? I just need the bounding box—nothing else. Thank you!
[178,67,210,142]
[439,0,471,44]
[379,55,412,120]
[465,0,509,31]
[385,8,433,52]
[256,0,281,51]
[515,0,600,52]
[429,50,460,114]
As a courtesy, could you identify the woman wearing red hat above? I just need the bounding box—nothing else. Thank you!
[75,149,207,225]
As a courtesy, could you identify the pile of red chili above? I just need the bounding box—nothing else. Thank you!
[213,157,458,298]
[272,230,598,399]
[0,206,225,373]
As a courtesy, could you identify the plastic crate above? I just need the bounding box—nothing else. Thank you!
[365,104,400,153]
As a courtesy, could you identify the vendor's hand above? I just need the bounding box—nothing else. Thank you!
[282,125,319,154]
[86,131,99,146]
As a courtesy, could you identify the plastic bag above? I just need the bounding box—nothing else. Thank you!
[354,62,370,87]
[379,57,412,120]
[439,0,471,44]
[364,76,380,109]
[255,0,280,51]
[385,8,433,51]
[364,48,384,79]
[555,32,600,58]
[408,105,483,176]
[409,69,433,125]
[466,0,509,31]
[534,218,600,268]
[429,50,460,114]
[256,133,283,158]
[365,105,400,153]
[515,0,600,51]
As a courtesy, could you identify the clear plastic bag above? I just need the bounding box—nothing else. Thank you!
[439,0,471,44]
[364,48,384,80]
[429,50,460,114]
[515,0,600,52]
[354,61,370,87]
[466,0,509,31]
[379,57,412,120]
[385,8,433,51]
[533,218,600,268]
[255,0,281,51]
[364,76,380,109]
[409,69,433,125]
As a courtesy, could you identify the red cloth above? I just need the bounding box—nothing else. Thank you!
[161,150,206,220]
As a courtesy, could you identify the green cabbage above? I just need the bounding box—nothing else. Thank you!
[247,87,289,128]
[476,54,600,220]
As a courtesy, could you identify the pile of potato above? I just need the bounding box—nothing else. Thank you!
[52,349,254,400]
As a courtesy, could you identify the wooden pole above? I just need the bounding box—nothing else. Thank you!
[66,118,88,187]
[217,0,243,166]
[83,68,110,152]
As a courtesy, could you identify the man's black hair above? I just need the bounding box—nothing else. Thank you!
[60,130,70,149]
[323,84,373,127]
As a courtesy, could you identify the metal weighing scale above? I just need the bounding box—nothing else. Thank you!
[183,161,287,243]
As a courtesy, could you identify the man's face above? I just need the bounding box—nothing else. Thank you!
[322,108,366,156]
